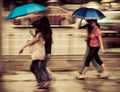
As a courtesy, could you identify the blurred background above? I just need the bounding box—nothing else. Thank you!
[0,0,120,56]
[0,1,120,92]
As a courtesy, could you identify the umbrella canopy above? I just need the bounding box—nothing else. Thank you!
[6,3,47,20]
[72,7,106,20]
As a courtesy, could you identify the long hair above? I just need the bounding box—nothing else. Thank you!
[32,16,52,41]
[39,16,53,54]
[89,19,100,28]
[32,20,40,35]
[39,16,52,40]
[87,19,100,34]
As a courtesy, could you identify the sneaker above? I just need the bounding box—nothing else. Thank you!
[43,81,50,88]
[99,72,109,79]
[72,71,85,79]
[77,74,85,80]
[96,73,102,77]
[72,71,80,77]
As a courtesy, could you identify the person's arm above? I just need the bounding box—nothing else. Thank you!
[29,30,35,37]
[95,28,105,53]
[98,36,105,53]
[78,19,88,29]
[19,33,41,54]
[19,40,29,54]
[78,19,83,29]
[25,33,41,46]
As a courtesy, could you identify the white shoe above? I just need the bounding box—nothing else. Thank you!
[72,71,80,77]
[72,71,85,79]
[77,74,85,79]
[100,72,109,79]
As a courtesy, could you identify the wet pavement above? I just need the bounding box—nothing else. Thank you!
[0,54,120,92]
[0,68,120,92]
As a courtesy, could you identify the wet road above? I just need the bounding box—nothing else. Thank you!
[0,68,120,92]
[0,54,120,92]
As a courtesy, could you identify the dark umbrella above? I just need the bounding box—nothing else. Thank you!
[72,7,106,20]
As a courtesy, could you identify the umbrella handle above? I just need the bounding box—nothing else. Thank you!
[78,18,83,29]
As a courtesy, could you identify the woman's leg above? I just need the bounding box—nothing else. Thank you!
[74,47,97,79]
[82,47,100,75]
[41,54,51,81]
[79,46,103,74]
[44,54,56,80]
[78,46,89,74]
[92,47,103,66]
[93,50,109,78]
[30,60,43,83]
[91,58,103,73]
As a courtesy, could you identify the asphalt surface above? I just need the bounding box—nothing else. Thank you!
[0,54,120,92]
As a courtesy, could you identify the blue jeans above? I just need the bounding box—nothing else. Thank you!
[30,56,51,83]
[41,54,51,81]
[78,46,103,74]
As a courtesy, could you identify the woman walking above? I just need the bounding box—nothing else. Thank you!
[38,16,55,81]
[75,19,109,79]
[19,19,49,91]
[73,19,103,78]
[30,16,55,82]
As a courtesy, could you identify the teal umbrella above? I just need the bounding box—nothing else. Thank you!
[6,3,47,20]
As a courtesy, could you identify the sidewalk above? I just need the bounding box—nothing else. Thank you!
[0,51,120,72]
[0,52,120,92]
[0,68,120,92]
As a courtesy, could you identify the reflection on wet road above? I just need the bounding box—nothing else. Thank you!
[0,70,120,92]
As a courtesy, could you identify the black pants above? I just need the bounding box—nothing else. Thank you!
[85,46,103,67]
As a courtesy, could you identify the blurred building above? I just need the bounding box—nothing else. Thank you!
[47,0,60,6]
[0,0,120,56]
[2,0,120,11]
[3,0,29,10]
[2,0,49,10]
[59,0,101,4]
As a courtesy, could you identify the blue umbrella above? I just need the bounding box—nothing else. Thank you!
[6,3,47,20]
[72,7,105,20]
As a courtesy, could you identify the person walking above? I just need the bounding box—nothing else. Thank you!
[39,16,55,81]
[74,19,109,79]
[73,19,103,79]
[19,19,48,91]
